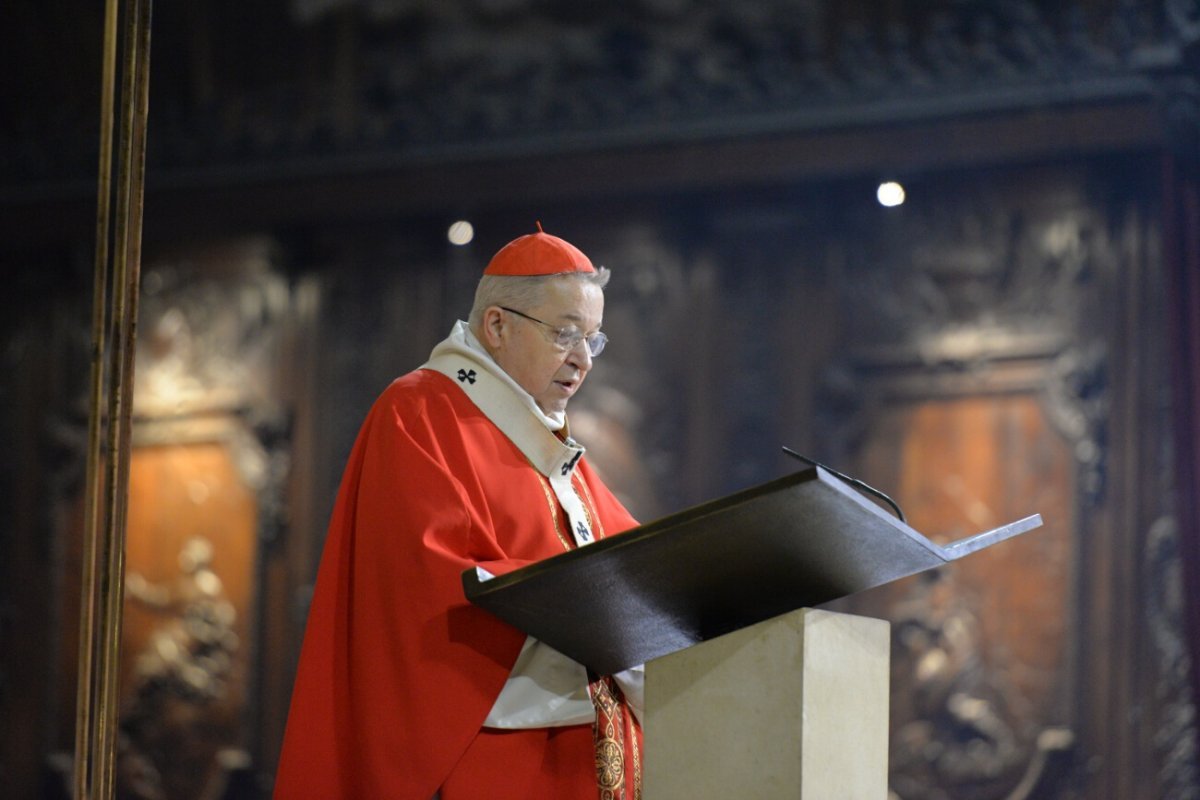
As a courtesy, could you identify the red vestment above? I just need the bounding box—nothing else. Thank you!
[274,368,640,799]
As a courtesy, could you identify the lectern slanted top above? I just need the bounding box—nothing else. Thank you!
[462,466,1041,675]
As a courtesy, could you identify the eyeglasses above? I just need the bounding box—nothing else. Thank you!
[499,306,608,357]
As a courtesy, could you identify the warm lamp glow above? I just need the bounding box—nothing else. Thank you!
[448,220,475,245]
[877,181,906,207]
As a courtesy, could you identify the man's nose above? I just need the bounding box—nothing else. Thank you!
[566,339,592,370]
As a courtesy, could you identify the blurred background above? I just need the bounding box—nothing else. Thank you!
[2,1,1199,797]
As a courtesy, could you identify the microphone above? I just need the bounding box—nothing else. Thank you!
[781,446,907,524]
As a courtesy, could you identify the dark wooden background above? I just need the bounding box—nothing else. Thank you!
[2,1,1198,798]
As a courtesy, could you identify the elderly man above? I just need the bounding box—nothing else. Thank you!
[274,226,644,799]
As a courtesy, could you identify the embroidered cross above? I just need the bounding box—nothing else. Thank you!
[561,450,583,476]
[456,369,476,384]
[576,520,591,542]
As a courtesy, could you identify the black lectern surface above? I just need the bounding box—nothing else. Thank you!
[462,467,1041,675]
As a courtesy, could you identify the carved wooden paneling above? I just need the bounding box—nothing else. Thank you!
[4,0,1193,187]
[24,240,303,800]
[851,389,1076,799]
[118,432,259,800]
[801,161,1200,799]
[1,18,1196,788]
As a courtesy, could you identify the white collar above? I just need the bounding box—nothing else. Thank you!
[421,321,585,480]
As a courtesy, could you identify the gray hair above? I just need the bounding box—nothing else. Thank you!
[467,268,611,332]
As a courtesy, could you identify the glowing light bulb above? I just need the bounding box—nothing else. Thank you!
[447,220,474,245]
[877,181,906,207]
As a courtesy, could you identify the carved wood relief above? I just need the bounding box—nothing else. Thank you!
[0,47,1193,792]
[40,239,297,799]
[841,374,1077,800]
[1145,514,1200,796]
[7,0,1192,186]
[118,423,260,800]
[809,166,1142,798]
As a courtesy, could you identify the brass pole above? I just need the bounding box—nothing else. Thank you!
[73,0,120,795]
[74,0,153,797]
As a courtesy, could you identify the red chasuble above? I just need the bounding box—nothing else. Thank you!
[274,368,641,799]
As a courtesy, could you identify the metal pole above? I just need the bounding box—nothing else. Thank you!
[72,0,120,792]
[74,0,153,796]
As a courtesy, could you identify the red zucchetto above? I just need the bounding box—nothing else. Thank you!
[483,221,596,276]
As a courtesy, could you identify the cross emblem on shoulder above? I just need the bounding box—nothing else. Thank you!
[456,369,477,384]
[561,450,583,476]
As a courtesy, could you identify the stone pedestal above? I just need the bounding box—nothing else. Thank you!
[644,607,890,799]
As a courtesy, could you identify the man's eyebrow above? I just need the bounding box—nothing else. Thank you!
[555,311,603,333]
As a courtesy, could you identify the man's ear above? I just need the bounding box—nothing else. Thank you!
[479,306,506,349]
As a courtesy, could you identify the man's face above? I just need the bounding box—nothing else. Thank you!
[487,278,604,416]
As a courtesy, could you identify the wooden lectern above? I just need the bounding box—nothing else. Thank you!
[463,467,1041,798]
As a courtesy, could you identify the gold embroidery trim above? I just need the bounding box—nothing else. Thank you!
[534,472,573,551]
[532,466,605,551]
[591,677,626,797]
[629,708,642,800]
[573,472,605,540]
